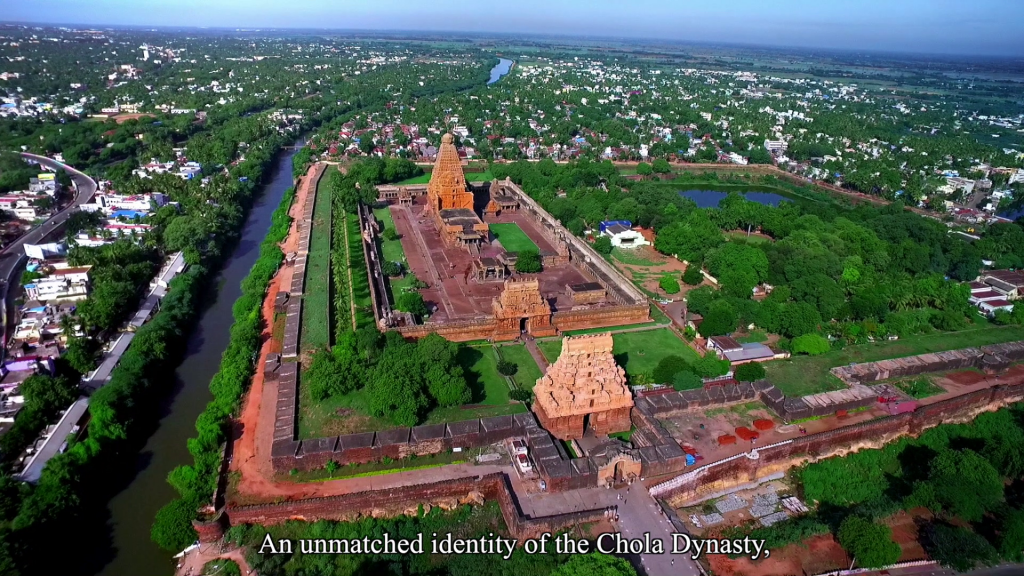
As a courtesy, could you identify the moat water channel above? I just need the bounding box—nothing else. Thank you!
[96,56,515,575]
[95,144,302,576]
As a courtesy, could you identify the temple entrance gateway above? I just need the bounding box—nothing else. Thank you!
[532,333,634,440]
[492,278,556,341]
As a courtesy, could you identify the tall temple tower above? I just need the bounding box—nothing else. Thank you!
[426,133,474,212]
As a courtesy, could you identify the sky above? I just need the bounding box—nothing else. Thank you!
[6,0,1024,57]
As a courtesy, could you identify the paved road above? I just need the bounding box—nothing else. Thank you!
[6,153,98,269]
[16,396,89,482]
[615,485,701,576]
[0,154,97,349]
[85,252,186,388]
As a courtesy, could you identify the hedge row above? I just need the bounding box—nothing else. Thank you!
[152,185,296,551]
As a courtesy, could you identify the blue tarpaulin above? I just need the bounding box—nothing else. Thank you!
[685,454,696,466]
[599,220,632,233]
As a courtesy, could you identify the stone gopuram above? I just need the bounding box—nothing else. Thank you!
[533,333,634,440]
[492,277,557,340]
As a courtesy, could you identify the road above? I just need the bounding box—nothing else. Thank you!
[616,485,701,576]
[85,252,186,388]
[5,153,98,270]
[0,153,98,350]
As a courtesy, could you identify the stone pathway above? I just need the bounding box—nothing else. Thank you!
[524,337,549,371]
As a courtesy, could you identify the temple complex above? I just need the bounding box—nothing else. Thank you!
[366,133,651,342]
[532,333,634,440]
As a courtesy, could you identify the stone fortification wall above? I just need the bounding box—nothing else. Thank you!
[649,381,1024,506]
[273,412,540,473]
[831,341,1024,384]
[357,203,390,328]
[551,304,651,333]
[394,317,498,341]
[280,163,327,358]
[221,472,614,542]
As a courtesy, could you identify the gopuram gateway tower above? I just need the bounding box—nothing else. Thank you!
[532,333,634,440]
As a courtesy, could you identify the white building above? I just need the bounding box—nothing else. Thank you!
[763,139,788,153]
[24,265,91,302]
[85,193,168,215]
[0,196,40,220]
[727,152,748,165]
[601,224,650,249]
[23,242,66,260]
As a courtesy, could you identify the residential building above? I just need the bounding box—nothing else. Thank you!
[706,335,777,364]
[23,265,91,302]
[601,223,650,249]
[976,270,1024,300]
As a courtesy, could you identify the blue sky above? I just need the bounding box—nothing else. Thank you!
[7,0,1024,56]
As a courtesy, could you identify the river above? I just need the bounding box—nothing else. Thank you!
[488,58,513,84]
[96,145,301,576]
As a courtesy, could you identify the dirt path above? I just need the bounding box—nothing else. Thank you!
[175,546,254,576]
[229,163,321,498]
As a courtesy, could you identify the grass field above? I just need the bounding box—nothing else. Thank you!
[725,231,770,243]
[894,377,946,399]
[611,247,665,267]
[490,223,539,253]
[373,206,416,296]
[396,170,495,185]
[458,346,510,405]
[497,343,544,390]
[766,323,1024,398]
[346,213,375,329]
[301,179,333,352]
[537,328,700,376]
[737,331,768,343]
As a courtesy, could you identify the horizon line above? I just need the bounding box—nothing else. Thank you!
[1,20,1022,60]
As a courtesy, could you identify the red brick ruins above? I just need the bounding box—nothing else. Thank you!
[366,133,650,342]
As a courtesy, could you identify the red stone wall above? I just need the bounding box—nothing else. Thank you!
[655,382,1024,504]
[226,472,615,540]
[552,304,650,332]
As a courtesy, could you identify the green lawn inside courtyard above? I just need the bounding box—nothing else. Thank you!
[489,223,539,253]
[345,212,375,329]
[373,206,417,297]
[537,328,699,377]
[765,323,1024,398]
[300,177,333,352]
[496,343,544,390]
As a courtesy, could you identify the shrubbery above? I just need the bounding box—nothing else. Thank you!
[152,186,297,552]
